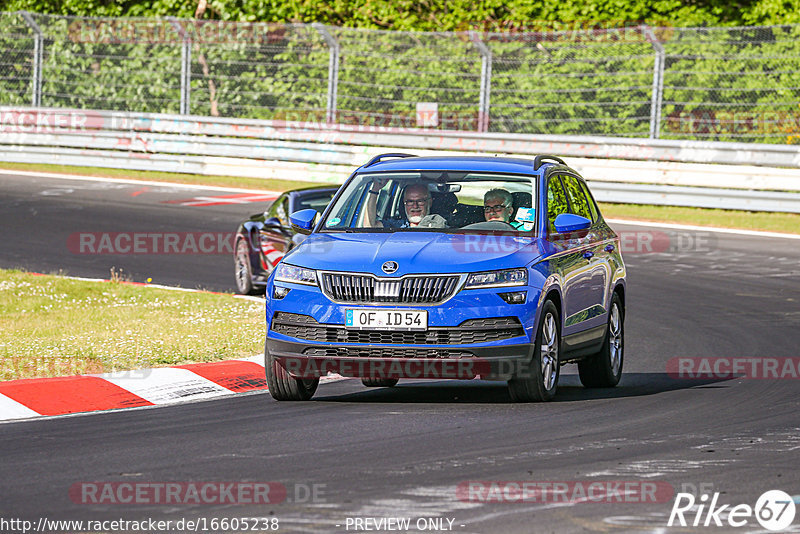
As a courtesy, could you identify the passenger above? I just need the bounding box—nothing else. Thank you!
[366,182,446,228]
[484,189,522,228]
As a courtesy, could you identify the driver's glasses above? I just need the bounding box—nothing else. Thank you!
[484,203,509,213]
[404,198,429,206]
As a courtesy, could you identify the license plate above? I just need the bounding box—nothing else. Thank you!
[345,309,427,331]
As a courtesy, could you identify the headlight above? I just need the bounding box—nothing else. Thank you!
[465,268,527,289]
[274,263,317,286]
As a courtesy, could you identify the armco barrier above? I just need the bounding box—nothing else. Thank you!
[1,107,800,212]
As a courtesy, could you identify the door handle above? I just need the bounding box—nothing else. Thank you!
[583,251,594,259]
[605,244,615,252]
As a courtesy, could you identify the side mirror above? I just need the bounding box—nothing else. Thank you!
[262,216,283,230]
[289,209,318,235]
[553,213,591,233]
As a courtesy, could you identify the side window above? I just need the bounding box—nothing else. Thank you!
[579,180,600,222]
[547,175,569,233]
[267,194,287,224]
[562,174,593,222]
[296,193,336,213]
[275,197,290,226]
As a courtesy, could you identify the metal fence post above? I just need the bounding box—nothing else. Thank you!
[470,31,492,133]
[643,25,665,139]
[168,17,191,115]
[19,11,43,107]
[314,23,339,125]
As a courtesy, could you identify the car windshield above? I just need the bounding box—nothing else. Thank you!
[320,172,537,233]
[296,191,337,212]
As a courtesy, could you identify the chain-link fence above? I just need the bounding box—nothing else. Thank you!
[1,12,799,144]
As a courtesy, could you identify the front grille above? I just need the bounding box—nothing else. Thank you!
[272,313,524,345]
[320,273,460,304]
[303,347,475,359]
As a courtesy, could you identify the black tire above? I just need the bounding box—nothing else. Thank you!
[234,236,260,295]
[361,377,399,388]
[579,293,624,388]
[264,341,319,401]
[508,300,561,402]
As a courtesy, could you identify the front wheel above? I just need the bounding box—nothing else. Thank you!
[361,377,399,388]
[265,341,319,401]
[578,293,624,388]
[234,236,259,295]
[508,300,560,402]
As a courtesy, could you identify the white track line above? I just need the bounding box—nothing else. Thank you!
[0,393,41,421]
[606,218,800,240]
[0,168,281,195]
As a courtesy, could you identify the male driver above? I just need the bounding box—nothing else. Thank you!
[483,189,518,225]
[366,182,446,228]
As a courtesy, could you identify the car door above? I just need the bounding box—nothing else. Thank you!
[259,194,291,271]
[544,172,591,340]
[561,173,609,335]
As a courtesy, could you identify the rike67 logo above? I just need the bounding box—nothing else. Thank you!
[668,490,796,531]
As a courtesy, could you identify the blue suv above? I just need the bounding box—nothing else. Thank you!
[264,154,626,402]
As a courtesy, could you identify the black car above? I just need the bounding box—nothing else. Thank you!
[234,186,339,294]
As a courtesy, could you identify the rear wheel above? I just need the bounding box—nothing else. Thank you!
[234,236,260,295]
[578,293,624,388]
[265,341,319,401]
[508,300,560,402]
[361,377,399,388]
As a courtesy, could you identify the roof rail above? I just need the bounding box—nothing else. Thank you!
[533,155,566,171]
[363,153,417,168]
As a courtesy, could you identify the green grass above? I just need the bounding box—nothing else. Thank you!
[0,269,264,381]
[2,161,797,234]
[600,203,800,235]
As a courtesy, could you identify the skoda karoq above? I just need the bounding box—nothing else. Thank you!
[264,154,626,402]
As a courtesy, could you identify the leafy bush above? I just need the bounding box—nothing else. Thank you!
[0,11,798,143]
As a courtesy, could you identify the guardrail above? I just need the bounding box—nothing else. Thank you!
[1,107,800,212]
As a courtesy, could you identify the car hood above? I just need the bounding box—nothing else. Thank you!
[283,232,542,275]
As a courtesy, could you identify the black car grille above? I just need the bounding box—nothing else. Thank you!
[272,313,525,345]
[319,273,460,304]
[303,347,475,359]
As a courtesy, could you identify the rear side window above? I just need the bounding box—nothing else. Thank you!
[579,180,600,222]
[562,174,594,223]
[546,175,569,233]
[267,194,290,226]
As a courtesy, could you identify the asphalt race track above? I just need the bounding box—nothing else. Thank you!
[1,172,799,533]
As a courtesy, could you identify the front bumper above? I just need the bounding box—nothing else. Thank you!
[267,338,534,380]
[265,278,543,380]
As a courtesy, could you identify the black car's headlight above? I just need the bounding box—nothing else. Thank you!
[274,263,318,286]
[464,268,527,289]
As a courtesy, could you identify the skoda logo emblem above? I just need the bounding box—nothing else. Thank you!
[381,261,399,274]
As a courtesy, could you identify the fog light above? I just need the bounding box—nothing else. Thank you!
[273,286,291,299]
[499,291,526,304]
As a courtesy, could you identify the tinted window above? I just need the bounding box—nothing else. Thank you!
[562,174,593,222]
[579,180,600,222]
[547,175,569,233]
[296,192,336,213]
[267,193,287,224]
[268,196,290,226]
